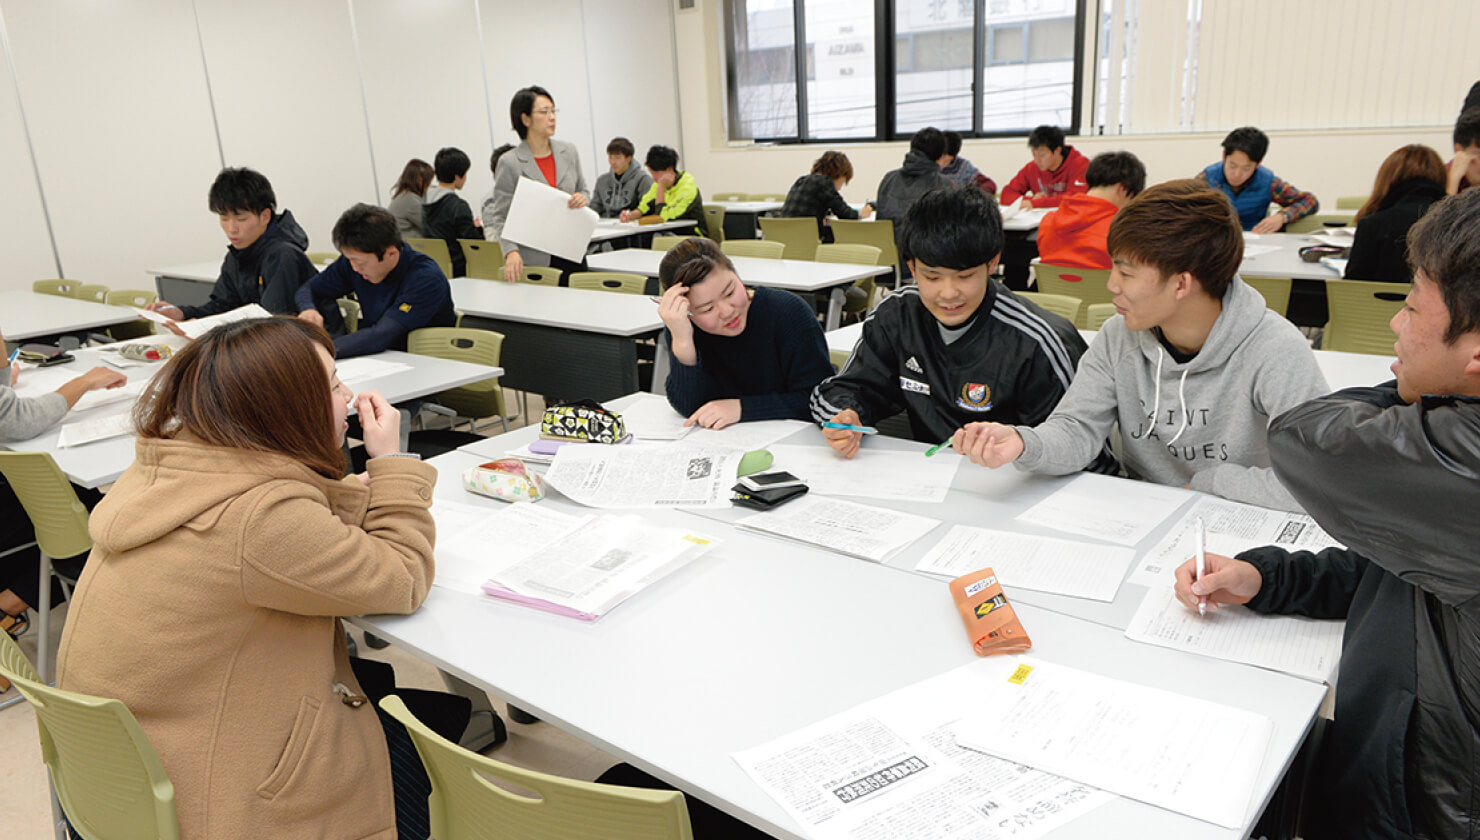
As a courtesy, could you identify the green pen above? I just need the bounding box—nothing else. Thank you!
[925,437,954,457]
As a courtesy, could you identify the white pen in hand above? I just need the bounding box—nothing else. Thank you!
[1194,515,1207,617]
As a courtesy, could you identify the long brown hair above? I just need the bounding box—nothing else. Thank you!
[134,317,346,478]
[1356,145,1445,222]
[390,158,434,199]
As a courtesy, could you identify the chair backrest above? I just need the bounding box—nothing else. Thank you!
[1283,213,1351,234]
[105,289,159,309]
[568,272,647,295]
[75,283,110,304]
[710,192,748,202]
[703,205,726,243]
[757,216,821,261]
[520,266,563,286]
[459,239,505,280]
[829,348,851,372]
[1016,291,1084,325]
[1085,302,1118,330]
[1031,263,1113,329]
[1324,279,1408,354]
[1242,276,1293,315]
[750,193,786,202]
[34,279,82,298]
[338,298,362,332]
[406,237,455,277]
[651,235,697,252]
[830,219,899,269]
[721,239,786,260]
[306,251,340,265]
[0,452,93,560]
[814,243,882,266]
[0,633,180,840]
[379,695,693,840]
[1334,196,1367,211]
[406,327,506,420]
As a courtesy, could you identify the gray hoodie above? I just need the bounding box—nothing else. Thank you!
[1015,276,1329,511]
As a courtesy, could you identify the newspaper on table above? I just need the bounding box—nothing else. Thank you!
[542,444,745,509]
[734,658,1113,840]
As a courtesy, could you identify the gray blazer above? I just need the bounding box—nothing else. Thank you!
[481,138,589,266]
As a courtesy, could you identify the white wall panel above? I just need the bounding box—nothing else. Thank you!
[580,0,683,173]
[0,11,58,292]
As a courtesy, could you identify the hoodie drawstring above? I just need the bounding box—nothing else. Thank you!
[1151,346,1193,446]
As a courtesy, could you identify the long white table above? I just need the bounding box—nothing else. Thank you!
[1238,232,1342,281]
[1,339,502,488]
[356,417,1328,840]
[0,291,143,341]
[585,248,888,331]
[589,218,695,245]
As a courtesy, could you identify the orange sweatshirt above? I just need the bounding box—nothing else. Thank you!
[1035,193,1118,270]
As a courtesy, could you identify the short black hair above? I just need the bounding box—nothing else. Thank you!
[332,203,402,260]
[943,130,964,157]
[510,85,553,140]
[1086,151,1147,196]
[434,147,471,183]
[899,186,1003,270]
[606,136,636,157]
[909,127,946,161]
[1407,190,1480,343]
[645,144,679,172]
[1454,106,1480,149]
[490,144,515,176]
[1027,125,1065,153]
[1221,126,1269,163]
[208,167,276,215]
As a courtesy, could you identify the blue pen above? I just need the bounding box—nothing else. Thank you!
[821,421,878,435]
[6,348,18,366]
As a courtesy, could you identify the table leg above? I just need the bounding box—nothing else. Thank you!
[826,287,845,331]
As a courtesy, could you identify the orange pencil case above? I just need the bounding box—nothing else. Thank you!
[949,568,1032,657]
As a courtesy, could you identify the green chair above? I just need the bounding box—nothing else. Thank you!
[1031,263,1113,329]
[651,235,697,252]
[33,280,82,298]
[407,327,511,433]
[703,206,726,243]
[75,283,110,304]
[830,219,900,285]
[406,237,455,277]
[1242,276,1293,315]
[1086,303,1118,330]
[0,633,180,840]
[815,243,883,315]
[1335,196,1368,211]
[337,298,361,333]
[710,192,748,202]
[829,348,852,372]
[306,251,339,265]
[751,193,786,202]
[1017,292,1083,325]
[721,239,785,260]
[1323,280,1408,354]
[520,266,563,286]
[104,290,159,341]
[1284,214,1351,234]
[0,452,93,687]
[379,694,693,840]
[458,239,504,280]
[758,216,820,261]
[568,272,647,295]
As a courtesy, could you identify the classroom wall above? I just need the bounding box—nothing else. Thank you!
[670,2,1461,211]
[0,0,681,294]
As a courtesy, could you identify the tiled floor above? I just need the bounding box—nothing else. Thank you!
[1,391,623,838]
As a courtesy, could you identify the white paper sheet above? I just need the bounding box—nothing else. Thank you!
[543,444,745,508]
[619,395,692,441]
[735,660,1113,840]
[736,495,940,563]
[1127,496,1342,587]
[134,307,174,327]
[1125,586,1343,683]
[433,500,586,593]
[1240,244,1280,258]
[955,656,1272,829]
[501,177,600,262]
[70,379,146,413]
[1309,229,1354,248]
[683,418,809,452]
[57,412,133,447]
[767,444,962,503]
[913,525,1134,601]
[333,356,414,383]
[1014,473,1190,546]
[177,303,273,339]
[1321,257,1350,276]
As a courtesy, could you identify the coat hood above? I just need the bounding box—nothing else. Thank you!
[230,208,309,259]
[423,185,457,205]
[900,150,941,178]
[1044,193,1118,236]
[1130,274,1268,373]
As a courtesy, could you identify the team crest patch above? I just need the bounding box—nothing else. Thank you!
[399,303,413,312]
[957,382,993,411]
[899,376,930,395]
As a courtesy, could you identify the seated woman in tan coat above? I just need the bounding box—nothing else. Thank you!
[57,317,436,840]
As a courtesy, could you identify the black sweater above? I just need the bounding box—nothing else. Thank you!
[1344,178,1446,283]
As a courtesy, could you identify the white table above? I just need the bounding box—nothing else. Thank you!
[709,200,783,240]
[0,291,143,341]
[1,340,502,488]
[449,277,662,401]
[589,218,695,245]
[1001,205,1050,232]
[1239,233,1342,282]
[355,436,1327,840]
[585,249,888,331]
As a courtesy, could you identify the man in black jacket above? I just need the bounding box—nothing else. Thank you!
[421,146,482,277]
[147,167,316,322]
[1175,189,1480,839]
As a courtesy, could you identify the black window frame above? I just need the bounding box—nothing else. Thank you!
[723,0,1088,144]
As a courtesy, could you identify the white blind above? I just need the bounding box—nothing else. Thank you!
[1095,0,1480,135]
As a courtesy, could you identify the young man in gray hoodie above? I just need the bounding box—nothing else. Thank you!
[953,179,1328,511]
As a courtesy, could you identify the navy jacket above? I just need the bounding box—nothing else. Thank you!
[296,245,456,358]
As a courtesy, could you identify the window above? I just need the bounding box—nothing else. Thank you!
[725,0,1087,142]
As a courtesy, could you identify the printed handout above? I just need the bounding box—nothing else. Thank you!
[1015,474,1189,546]
[1127,496,1342,587]
[736,495,940,563]
[914,525,1134,602]
[543,444,745,508]
[767,444,962,503]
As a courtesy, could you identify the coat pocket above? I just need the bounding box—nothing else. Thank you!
[257,695,321,799]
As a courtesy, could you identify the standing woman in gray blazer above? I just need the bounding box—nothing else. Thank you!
[482,85,590,282]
